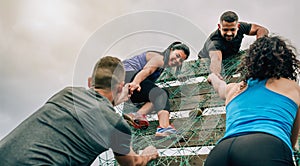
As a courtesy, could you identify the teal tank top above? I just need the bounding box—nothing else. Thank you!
[222,78,298,152]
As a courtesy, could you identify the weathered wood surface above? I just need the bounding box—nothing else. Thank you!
[150,154,209,166]
[123,81,226,113]
[131,114,226,149]
[156,59,210,83]
[126,57,243,165]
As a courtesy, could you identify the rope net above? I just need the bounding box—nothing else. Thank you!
[99,52,300,166]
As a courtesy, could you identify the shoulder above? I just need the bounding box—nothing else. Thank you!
[209,30,222,40]
[238,22,252,34]
[203,30,223,49]
[268,78,300,105]
[146,51,163,60]
[225,81,247,104]
[48,87,87,102]
[61,86,84,94]
[145,51,164,66]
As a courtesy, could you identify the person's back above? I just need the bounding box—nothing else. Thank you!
[205,36,300,166]
[224,78,299,152]
[0,87,131,165]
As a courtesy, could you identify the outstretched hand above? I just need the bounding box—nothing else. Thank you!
[141,145,159,162]
[114,83,131,105]
[128,82,141,95]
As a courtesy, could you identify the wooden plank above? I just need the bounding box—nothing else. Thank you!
[156,51,244,84]
[156,59,210,83]
[160,75,242,99]
[169,93,225,111]
[122,91,225,113]
[105,153,210,166]
[150,154,208,166]
[131,114,226,149]
[156,52,243,83]
[162,81,212,99]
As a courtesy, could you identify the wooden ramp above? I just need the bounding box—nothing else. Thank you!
[98,58,239,166]
[97,58,233,165]
[99,56,300,166]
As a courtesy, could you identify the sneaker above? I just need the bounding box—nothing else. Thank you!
[155,125,177,137]
[123,113,149,130]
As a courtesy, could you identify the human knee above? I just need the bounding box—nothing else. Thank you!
[149,87,170,112]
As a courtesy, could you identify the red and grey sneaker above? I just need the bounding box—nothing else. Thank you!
[123,113,149,130]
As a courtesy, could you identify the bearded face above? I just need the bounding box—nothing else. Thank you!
[218,20,239,41]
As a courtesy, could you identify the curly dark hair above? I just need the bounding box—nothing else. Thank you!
[238,35,299,81]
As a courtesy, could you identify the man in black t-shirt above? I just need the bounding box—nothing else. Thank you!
[0,56,158,166]
[198,11,269,80]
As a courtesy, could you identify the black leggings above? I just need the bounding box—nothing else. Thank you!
[125,71,170,112]
[204,133,294,166]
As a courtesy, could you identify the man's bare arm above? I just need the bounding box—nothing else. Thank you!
[209,50,223,80]
[249,23,269,39]
[115,146,158,166]
[207,73,226,100]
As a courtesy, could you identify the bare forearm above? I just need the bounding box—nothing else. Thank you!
[209,51,223,79]
[116,153,150,166]
[210,56,223,80]
[209,61,221,73]
[132,70,149,84]
[210,60,222,75]
[208,73,226,99]
[115,146,158,166]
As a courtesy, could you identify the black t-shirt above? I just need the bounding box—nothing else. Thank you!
[0,87,131,165]
[198,22,252,60]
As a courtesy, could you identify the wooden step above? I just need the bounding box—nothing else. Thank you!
[156,59,210,83]
[147,153,209,166]
[122,91,225,113]
[131,113,226,150]
[98,147,212,166]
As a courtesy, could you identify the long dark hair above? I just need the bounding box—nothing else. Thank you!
[238,35,299,81]
[161,41,190,67]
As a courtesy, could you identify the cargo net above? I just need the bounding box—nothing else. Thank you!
[99,52,300,166]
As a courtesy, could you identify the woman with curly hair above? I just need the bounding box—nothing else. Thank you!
[205,36,300,166]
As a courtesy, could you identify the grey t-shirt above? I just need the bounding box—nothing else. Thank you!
[0,87,131,165]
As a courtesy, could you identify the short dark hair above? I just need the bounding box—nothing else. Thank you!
[91,56,125,90]
[238,35,300,81]
[220,11,239,23]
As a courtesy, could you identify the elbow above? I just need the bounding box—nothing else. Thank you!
[257,28,269,38]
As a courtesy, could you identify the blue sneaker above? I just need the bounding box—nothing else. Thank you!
[155,125,177,137]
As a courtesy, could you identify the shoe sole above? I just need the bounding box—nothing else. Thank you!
[155,133,186,142]
[123,114,149,130]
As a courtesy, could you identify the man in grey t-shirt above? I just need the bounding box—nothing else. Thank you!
[0,56,158,165]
